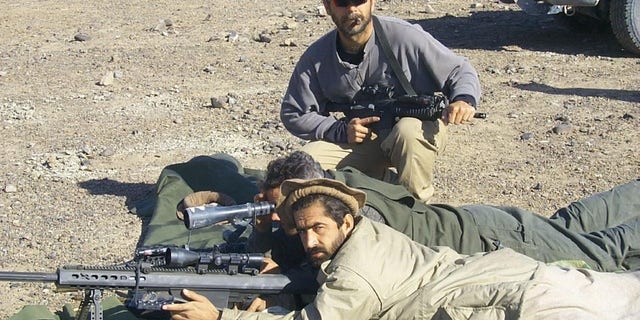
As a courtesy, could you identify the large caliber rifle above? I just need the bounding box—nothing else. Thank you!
[0,202,314,320]
[0,246,314,320]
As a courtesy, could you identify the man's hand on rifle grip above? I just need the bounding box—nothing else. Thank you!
[163,289,221,320]
[347,116,380,144]
[443,100,475,125]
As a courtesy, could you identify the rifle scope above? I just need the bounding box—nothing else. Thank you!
[183,201,275,230]
[165,247,263,270]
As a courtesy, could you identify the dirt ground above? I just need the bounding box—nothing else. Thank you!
[0,0,638,318]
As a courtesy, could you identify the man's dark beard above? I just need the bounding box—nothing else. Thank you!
[306,232,347,267]
[337,12,371,36]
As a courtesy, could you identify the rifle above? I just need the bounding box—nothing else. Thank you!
[0,245,315,320]
[326,93,487,132]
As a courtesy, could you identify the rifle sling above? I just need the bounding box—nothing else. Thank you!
[372,16,416,96]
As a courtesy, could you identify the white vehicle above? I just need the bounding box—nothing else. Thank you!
[500,0,640,55]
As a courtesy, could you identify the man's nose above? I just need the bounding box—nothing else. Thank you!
[302,233,318,249]
[271,212,281,222]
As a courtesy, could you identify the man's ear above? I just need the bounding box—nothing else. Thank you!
[341,214,355,234]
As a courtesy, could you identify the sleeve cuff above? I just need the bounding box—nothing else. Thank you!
[452,94,477,108]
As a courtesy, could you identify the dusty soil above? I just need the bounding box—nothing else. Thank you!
[0,0,638,318]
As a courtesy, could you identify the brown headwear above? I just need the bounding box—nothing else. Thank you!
[277,178,366,229]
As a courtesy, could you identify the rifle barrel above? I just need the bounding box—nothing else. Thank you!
[0,271,58,282]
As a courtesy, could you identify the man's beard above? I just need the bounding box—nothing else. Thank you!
[336,12,371,36]
[306,232,347,267]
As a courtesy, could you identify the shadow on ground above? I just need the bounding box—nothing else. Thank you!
[77,178,155,213]
[514,82,640,103]
[411,10,632,57]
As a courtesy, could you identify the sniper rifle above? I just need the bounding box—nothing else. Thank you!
[0,245,315,320]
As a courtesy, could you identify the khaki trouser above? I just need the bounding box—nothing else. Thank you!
[302,118,447,202]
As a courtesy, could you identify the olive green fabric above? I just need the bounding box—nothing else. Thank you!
[9,305,60,320]
[332,167,640,272]
[140,154,262,249]
[330,167,483,254]
[9,296,140,320]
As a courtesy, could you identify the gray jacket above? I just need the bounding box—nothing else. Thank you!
[280,15,481,143]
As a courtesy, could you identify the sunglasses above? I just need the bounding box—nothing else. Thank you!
[332,0,368,7]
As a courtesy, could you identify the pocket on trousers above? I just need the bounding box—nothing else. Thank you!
[465,205,537,252]
[434,305,508,320]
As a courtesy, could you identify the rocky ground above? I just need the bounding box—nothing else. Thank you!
[0,0,638,318]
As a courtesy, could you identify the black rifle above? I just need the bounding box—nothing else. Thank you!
[326,95,487,132]
[0,246,315,320]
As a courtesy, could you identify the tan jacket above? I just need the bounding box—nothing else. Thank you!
[221,218,640,320]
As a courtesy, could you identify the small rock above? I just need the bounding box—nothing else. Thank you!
[520,132,534,140]
[281,38,297,47]
[4,185,17,193]
[622,113,634,120]
[210,97,225,108]
[113,70,124,79]
[98,71,115,86]
[316,5,327,16]
[532,183,542,191]
[470,3,484,8]
[552,123,572,134]
[258,33,272,43]
[80,144,92,155]
[282,21,298,30]
[74,33,91,42]
[100,148,115,157]
[226,31,239,42]
[421,4,437,13]
[203,66,215,74]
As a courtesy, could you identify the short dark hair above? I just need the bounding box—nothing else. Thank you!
[262,151,324,189]
[290,193,349,227]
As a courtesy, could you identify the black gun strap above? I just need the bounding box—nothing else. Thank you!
[372,16,416,96]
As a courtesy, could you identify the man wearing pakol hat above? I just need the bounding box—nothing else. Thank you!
[164,178,640,320]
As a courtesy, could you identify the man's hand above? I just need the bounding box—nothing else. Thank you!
[176,191,236,221]
[443,100,475,125]
[261,257,281,274]
[163,289,220,320]
[347,116,380,144]
[247,297,268,312]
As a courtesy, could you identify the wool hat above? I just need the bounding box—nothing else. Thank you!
[277,178,366,228]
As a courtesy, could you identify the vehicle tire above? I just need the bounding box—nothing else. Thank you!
[610,0,640,54]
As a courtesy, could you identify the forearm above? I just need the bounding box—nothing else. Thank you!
[280,102,339,141]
